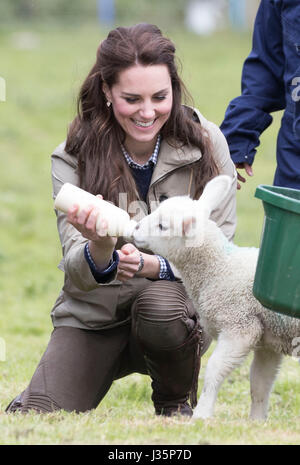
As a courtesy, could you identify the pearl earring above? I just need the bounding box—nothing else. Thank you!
[106,101,111,108]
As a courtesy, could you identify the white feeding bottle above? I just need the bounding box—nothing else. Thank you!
[54,183,137,237]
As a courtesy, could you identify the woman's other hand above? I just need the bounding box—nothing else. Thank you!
[116,243,160,282]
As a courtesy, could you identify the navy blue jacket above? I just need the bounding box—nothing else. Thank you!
[221,0,300,188]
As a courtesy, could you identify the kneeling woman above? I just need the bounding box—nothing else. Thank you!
[7,23,237,416]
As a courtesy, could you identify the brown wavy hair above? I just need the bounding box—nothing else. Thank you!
[65,23,219,206]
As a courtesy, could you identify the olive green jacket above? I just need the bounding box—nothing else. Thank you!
[50,109,237,330]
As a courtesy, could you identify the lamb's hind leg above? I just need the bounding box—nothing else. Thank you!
[250,348,282,420]
[193,333,252,419]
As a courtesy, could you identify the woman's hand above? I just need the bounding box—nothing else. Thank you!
[67,194,116,245]
[235,162,253,190]
[67,195,117,270]
[116,243,160,282]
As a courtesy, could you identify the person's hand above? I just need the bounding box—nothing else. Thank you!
[67,195,117,250]
[116,244,161,282]
[235,162,253,190]
[116,243,142,282]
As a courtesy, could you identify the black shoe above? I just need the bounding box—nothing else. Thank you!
[155,402,193,417]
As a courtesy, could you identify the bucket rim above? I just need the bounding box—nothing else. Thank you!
[255,184,300,215]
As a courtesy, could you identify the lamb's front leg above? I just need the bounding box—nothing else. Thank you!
[250,348,282,420]
[193,334,252,419]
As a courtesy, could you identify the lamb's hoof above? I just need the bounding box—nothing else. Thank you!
[192,409,213,420]
[249,406,268,421]
[249,414,267,422]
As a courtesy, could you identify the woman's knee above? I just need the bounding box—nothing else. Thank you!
[6,389,61,414]
[6,326,128,414]
[132,281,197,350]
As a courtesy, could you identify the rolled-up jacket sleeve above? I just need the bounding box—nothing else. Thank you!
[51,146,118,291]
[220,0,285,166]
[207,120,237,242]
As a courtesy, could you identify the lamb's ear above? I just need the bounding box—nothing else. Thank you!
[198,175,232,217]
[182,216,196,237]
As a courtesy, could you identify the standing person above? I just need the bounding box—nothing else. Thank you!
[6,23,237,417]
[221,0,300,189]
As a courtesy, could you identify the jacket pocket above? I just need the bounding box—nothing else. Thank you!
[53,279,124,329]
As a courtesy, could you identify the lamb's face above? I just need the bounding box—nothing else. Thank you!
[132,175,233,258]
[133,196,203,257]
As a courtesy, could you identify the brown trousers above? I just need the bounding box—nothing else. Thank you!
[6,281,209,413]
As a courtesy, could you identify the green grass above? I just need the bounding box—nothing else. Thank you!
[0,22,299,445]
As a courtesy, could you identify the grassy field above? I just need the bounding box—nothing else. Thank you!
[0,22,299,445]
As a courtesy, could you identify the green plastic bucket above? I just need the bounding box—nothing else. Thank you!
[253,184,300,318]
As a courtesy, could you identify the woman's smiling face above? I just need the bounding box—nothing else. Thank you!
[104,64,173,152]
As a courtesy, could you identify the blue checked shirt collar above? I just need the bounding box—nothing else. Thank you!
[121,134,161,169]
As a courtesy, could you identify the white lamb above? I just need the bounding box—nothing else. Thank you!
[132,175,300,420]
